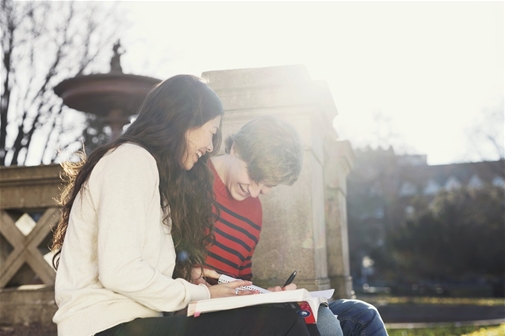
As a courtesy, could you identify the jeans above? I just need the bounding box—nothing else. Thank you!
[316,305,343,336]
[329,299,388,336]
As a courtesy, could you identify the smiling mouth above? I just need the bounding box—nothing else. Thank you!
[196,151,203,158]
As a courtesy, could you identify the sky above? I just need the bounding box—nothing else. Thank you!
[114,1,504,165]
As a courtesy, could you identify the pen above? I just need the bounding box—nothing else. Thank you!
[282,270,297,287]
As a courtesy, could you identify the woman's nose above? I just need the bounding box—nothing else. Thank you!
[207,141,214,153]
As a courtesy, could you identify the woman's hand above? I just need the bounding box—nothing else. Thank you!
[208,280,259,298]
[191,267,221,286]
[267,283,297,292]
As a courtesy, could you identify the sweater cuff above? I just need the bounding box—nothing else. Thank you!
[191,283,211,301]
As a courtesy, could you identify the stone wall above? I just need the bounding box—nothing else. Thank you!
[0,164,61,325]
[203,65,354,296]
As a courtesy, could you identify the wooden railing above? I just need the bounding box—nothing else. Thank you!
[0,164,61,289]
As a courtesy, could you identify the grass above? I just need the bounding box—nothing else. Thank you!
[365,295,505,335]
[387,323,505,336]
[358,295,505,306]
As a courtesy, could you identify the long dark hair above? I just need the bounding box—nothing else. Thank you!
[52,74,223,280]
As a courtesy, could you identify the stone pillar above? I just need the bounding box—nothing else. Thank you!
[203,65,353,296]
[325,140,354,299]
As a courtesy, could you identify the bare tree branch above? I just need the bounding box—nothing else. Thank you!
[0,0,16,165]
[1,0,120,166]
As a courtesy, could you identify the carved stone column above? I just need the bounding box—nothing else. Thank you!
[325,140,354,299]
[203,65,353,296]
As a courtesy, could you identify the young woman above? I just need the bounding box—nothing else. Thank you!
[51,75,317,336]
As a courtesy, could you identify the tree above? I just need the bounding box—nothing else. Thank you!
[389,186,505,282]
[346,144,505,291]
[465,103,505,171]
[346,147,399,284]
[337,110,417,157]
[0,0,120,166]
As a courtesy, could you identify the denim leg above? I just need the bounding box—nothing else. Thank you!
[328,299,388,336]
[316,305,343,336]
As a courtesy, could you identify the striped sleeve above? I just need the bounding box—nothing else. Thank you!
[206,201,262,281]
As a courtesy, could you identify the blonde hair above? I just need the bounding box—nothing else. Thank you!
[225,116,303,186]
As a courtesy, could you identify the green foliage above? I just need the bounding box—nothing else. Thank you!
[389,186,505,281]
[346,147,397,280]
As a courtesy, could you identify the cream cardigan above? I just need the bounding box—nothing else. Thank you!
[53,143,210,336]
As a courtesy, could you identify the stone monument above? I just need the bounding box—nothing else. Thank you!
[203,65,354,298]
[54,40,161,141]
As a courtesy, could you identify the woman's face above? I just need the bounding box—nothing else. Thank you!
[182,115,221,170]
[222,146,275,201]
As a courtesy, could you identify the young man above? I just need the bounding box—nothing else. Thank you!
[203,116,388,336]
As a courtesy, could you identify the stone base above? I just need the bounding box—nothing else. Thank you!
[0,285,56,326]
[329,275,354,299]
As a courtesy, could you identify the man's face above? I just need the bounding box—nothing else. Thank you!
[224,148,275,201]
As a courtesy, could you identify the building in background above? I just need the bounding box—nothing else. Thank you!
[347,146,504,296]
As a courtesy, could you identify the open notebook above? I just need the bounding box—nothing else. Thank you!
[187,275,334,324]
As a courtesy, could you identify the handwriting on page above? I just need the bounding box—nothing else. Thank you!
[217,274,271,293]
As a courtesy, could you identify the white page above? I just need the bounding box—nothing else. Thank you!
[309,289,334,299]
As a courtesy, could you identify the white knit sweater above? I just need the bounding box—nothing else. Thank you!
[53,143,210,336]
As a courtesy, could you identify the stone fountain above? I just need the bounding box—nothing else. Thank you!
[54,40,161,140]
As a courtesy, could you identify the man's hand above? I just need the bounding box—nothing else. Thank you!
[191,267,221,287]
[209,280,259,298]
[267,283,297,292]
